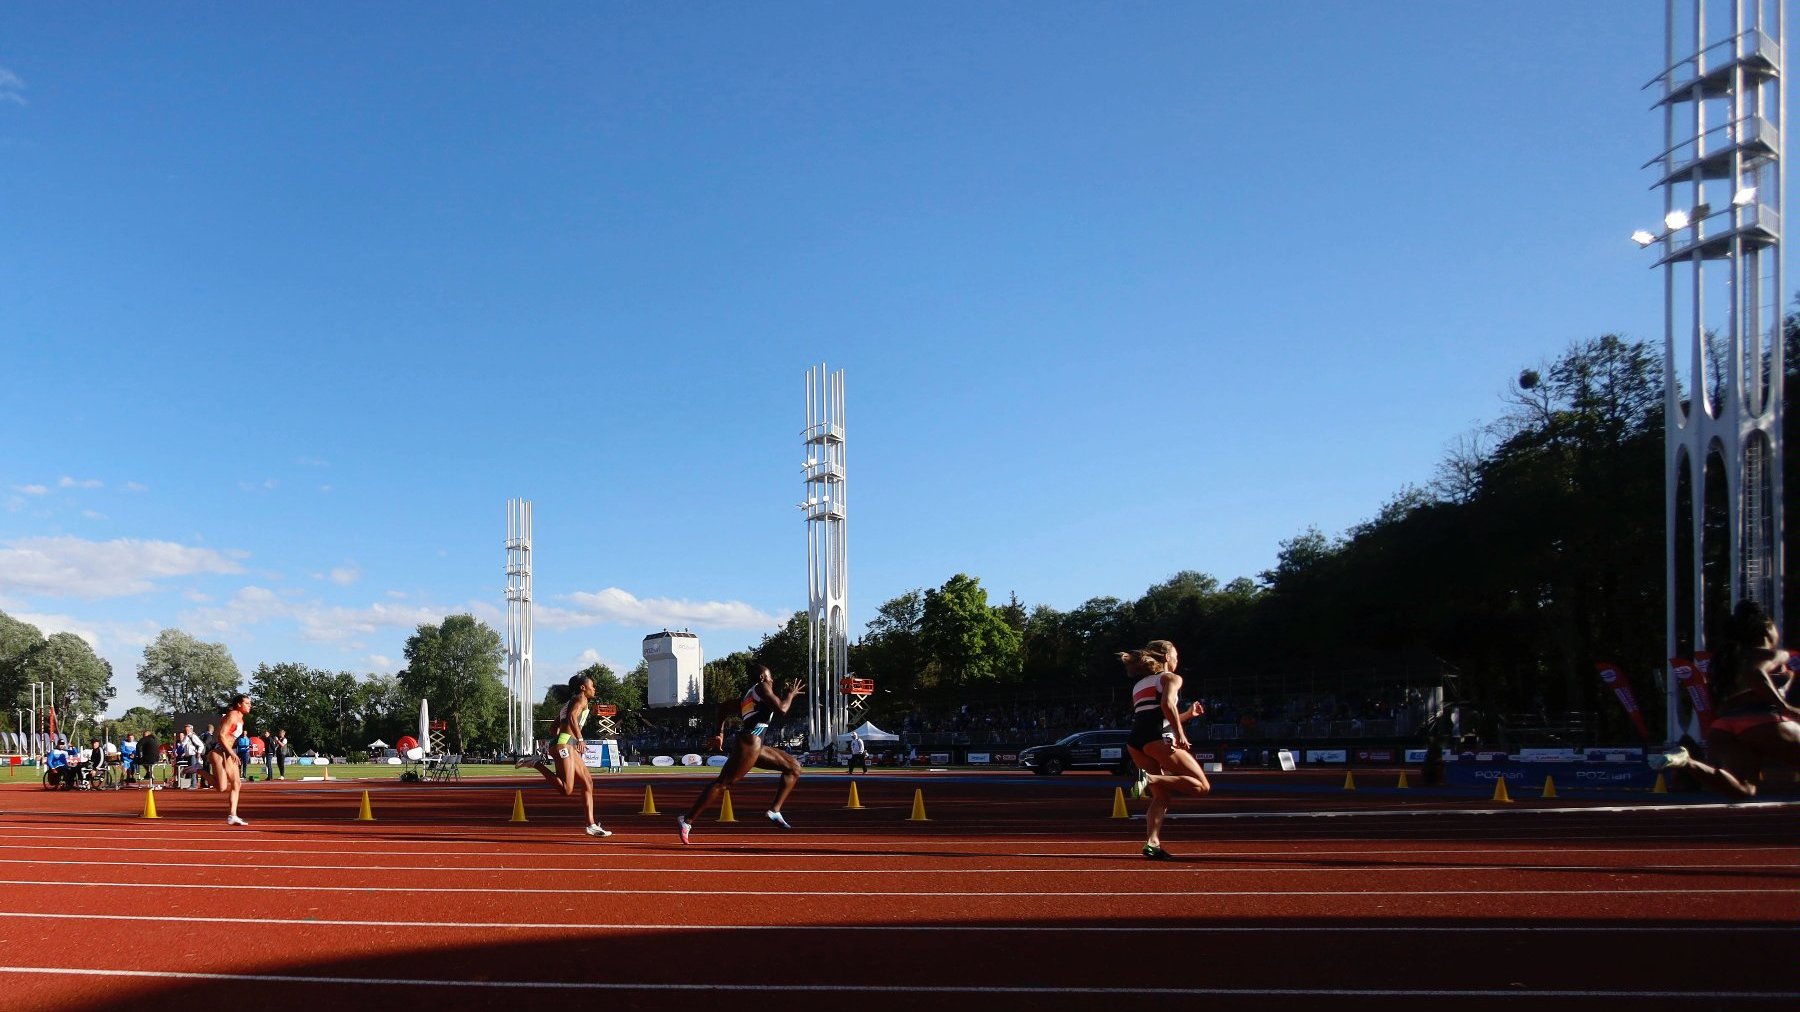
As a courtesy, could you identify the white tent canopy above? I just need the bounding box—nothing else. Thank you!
[367,739,389,749]
[834,721,898,746]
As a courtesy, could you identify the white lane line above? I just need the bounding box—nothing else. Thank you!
[0,835,1791,862]
[2,911,1796,934]
[1,878,1791,898]
[0,854,1791,876]
[0,966,1793,1000]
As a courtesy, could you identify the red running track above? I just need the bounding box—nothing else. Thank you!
[1,770,1795,1011]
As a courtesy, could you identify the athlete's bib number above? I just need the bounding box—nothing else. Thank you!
[556,747,569,759]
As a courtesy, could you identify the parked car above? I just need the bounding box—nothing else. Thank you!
[1019,729,1134,776]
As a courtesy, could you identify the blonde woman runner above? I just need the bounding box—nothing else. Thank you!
[1121,640,1210,859]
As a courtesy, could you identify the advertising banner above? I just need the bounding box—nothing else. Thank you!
[1595,662,1651,740]
[1671,655,1717,733]
[929,753,951,765]
[1304,749,1347,764]
[967,752,991,764]
[993,752,1019,764]
[1353,749,1395,763]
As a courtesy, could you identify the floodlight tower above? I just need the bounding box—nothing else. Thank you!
[505,498,534,756]
[1638,1,1784,742]
[801,365,848,750]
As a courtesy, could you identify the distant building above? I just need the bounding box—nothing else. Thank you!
[644,630,703,708]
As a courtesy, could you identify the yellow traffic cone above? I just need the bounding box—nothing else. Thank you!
[355,790,375,822]
[845,781,864,809]
[1110,786,1129,819]
[1541,776,1557,799]
[323,763,331,782]
[639,785,658,815]
[1491,778,1512,803]
[906,788,928,821]
[141,790,159,820]
[718,788,737,822]
[508,789,528,823]
[1396,771,1410,789]
[1652,773,1668,794]
[1342,771,1357,791]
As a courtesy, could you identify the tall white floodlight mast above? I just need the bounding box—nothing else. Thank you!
[802,365,848,750]
[1641,1,1784,741]
[505,498,534,756]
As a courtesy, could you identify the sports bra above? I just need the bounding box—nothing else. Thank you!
[1131,673,1164,715]
[739,685,774,731]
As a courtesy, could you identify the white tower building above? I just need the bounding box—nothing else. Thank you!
[644,631,704,707]
[505,498,534,755]
[1640,1,1784,741]
[801,364,848,750]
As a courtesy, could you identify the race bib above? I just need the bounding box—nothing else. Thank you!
[556,747,569,759]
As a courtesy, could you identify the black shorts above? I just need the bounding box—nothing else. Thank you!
[1127,711,1172,752]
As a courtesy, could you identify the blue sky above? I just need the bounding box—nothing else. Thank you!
[0,3,1753,716]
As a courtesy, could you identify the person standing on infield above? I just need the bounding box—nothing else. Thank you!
[209,694,253,826]
[677,663,804,843]
[847,729,868,774]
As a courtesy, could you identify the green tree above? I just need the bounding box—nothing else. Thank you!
[703,651,754,704]
[854,590,924,692]
[137,629,241,713]
[620,660,650,713]
[755,611,811,682]
[0,610,46,709]
[920,573,1021,686]
[24,632,115,737]
[397,614,506,751]
[247,662,366,754]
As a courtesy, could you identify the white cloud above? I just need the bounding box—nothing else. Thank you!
[182,587,465,644]
[13,484,48,496]
[295,456,330,467]
[59,476,103,489]
[10,611,159,657]
[539,587,782,632]
[81,509,107,521]
[0,536,246,598]
[384,590,408,600]
[329,566,359,586]
[0,67,25,107]
[237,479,279,492]
[123,482,148,493]
[366,654,394,672]
[319,484,334,494]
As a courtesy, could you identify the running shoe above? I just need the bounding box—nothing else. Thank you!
[512,753,542,769]
[766,810,792,829]
[227,815,249,827]
[1142,844,1173,861]
[584,823,613,838]
[1648,747,1691,770]
[676,815,692,845]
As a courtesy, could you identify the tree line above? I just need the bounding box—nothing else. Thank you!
[5,316,1794,749]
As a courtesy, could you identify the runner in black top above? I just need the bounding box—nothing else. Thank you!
[677,663,804,844]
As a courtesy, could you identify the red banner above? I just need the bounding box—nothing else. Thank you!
[1595,662,1650,740]
[1669,655,1716,734]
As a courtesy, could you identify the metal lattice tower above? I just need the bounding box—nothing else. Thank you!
[505,498,534,756]
[801,365,848,750]
[1643,0,1785,741]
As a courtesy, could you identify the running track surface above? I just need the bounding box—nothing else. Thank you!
[2,770,1795,1011]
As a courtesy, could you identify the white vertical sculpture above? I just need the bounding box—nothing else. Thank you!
[802,365,848,750]
[1642,0,1784,741]
[505,498,534,756]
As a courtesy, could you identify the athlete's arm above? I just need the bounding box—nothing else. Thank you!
[1159,673,1190,749]
[769,678,805,715]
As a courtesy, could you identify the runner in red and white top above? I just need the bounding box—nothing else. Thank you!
[1120,640,1209,860]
